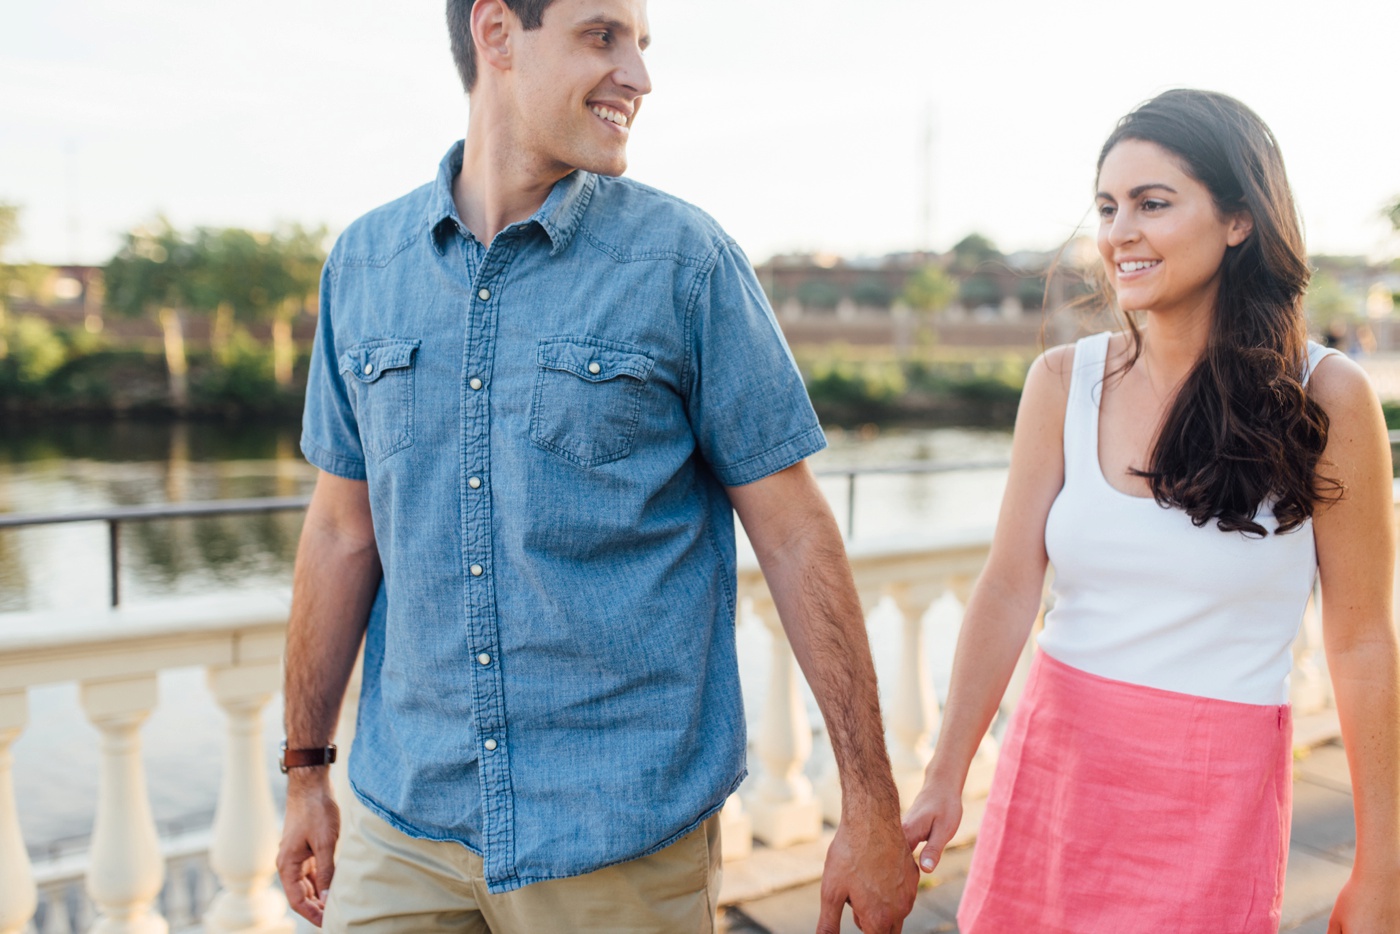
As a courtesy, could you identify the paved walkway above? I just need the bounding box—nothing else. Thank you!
[722,740,1357,933]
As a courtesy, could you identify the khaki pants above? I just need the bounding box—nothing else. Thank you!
[322,792,722,933]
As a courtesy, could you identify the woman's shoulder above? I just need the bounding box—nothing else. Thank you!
[1307,349,1377,420]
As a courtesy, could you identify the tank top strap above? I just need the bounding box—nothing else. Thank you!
[1062,331,1112,479]
[1303,340,1341,387]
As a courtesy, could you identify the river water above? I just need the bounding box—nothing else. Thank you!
[0,418,1010,859]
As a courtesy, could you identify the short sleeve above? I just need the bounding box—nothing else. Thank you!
[686,240,826,486]
[300,261,368,480]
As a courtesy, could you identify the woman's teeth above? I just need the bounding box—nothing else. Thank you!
[1118,260,1160,273]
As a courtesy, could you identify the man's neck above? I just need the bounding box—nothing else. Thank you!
[453,98,573,247]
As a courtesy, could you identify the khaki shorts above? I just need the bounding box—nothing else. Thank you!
[322,792,722,933]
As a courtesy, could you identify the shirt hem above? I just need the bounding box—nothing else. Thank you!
[300,437,368,481]
[348,778,485,858]
[483,766,748,894]
[713,424,827,487]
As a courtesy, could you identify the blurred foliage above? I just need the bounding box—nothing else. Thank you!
[799,348,1028,425]
[959,274,1003,309]
[949,233,1001,274]
[851,276,894,307]
[1304,271,1355,323]
[797,280,842,310]
[901,265,957,313]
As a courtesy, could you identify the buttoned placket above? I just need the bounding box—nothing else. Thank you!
[456,225,521,890]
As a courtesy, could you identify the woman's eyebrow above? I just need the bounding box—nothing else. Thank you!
[1097,183,1179,200]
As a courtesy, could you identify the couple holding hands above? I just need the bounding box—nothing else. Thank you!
[276,2,1399,932]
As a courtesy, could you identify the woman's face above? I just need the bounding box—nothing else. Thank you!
[1095,138,1252,316]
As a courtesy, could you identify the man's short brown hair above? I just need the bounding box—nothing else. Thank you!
[446,0,556,93]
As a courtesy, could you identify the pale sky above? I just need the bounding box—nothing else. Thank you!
[3,0,1398,266]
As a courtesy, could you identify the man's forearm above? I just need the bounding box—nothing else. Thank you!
[283,520,381,749]
[759,513,899,818]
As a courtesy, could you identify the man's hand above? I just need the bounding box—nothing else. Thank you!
[817,811,919,934]
[276,774,340,927]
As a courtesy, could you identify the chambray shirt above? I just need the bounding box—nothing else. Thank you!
[301,142,825,893]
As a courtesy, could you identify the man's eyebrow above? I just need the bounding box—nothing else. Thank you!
[576,15,651,48]
[1096,183,1179,201]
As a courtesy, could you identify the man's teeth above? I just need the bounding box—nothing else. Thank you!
[590,106,628,127]
[1118,260,1160,273]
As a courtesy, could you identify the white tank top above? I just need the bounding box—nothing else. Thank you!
[1039,331,1340,705]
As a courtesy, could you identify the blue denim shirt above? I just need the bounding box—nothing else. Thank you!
[301,142,825,893]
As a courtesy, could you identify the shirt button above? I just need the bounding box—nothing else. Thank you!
[468,477,482,489]
[478,288,491,301]
[469,378,483,390]
[470,564,484,577]
[484,739,498,751]
[363,363,374,375]
[477,653,492,666]
[588,362,601,375]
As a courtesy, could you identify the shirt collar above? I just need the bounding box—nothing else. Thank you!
[426,140,597,257]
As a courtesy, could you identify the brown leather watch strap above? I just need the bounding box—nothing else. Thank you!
[280,741,337,774]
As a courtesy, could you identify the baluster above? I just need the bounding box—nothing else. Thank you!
[205,662,294,934]
[0,690,37,934]
[80,675,167,934]
[947,576,999,799]
[746,597,822,848]
[38,885,71,934]
[160,860,191,931]
[718,794,752,862]
[888,584,940,809]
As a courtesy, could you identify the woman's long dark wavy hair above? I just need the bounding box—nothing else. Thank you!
[1094,89,1337,536]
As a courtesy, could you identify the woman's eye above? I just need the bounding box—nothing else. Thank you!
[1097,204,1116,219]
[1141,199,1168,212]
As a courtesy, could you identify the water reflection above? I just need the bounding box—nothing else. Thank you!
[0,417,315,612]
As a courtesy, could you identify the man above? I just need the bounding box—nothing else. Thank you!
[276,1,918,931]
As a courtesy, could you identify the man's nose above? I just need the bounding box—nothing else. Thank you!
[616,45,651,97]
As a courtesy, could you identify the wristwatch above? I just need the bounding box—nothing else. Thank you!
[280,741,337,774]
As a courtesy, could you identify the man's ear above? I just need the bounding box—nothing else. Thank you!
[1226,209,1254,248]
[471,0,514,79]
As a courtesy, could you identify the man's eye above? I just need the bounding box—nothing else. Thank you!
[592,30,612,45]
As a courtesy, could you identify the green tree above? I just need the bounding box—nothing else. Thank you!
[797,279,842,310]
[1387,197,1400,232]
[901,265,957,313]
[0,201,19,359]
[949,233,1001,274]
[267,224,326,386]
[104,218,199,410]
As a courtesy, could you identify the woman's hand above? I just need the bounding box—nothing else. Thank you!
[901,773,964,873]
[1328,866,1400,933]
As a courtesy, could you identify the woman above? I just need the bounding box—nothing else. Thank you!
[902,89,1400,933]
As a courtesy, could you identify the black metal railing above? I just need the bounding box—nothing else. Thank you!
[2,430,1398,607]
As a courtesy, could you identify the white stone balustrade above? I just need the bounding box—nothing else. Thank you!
[2,490,1397,931]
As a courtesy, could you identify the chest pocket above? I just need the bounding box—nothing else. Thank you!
[531,337,655,467]
[338,338,420,463]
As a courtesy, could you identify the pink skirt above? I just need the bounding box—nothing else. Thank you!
[959,651,1292,934]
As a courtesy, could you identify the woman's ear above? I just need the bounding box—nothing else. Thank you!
[1226,209,1254,248]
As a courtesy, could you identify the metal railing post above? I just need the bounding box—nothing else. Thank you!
[108,521,120,608]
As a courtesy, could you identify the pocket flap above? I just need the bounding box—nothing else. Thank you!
[537,338,655,383]
[340,338,421,384]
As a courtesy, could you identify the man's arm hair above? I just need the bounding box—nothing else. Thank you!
[284,471,382,749]
[727,463,897,816]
